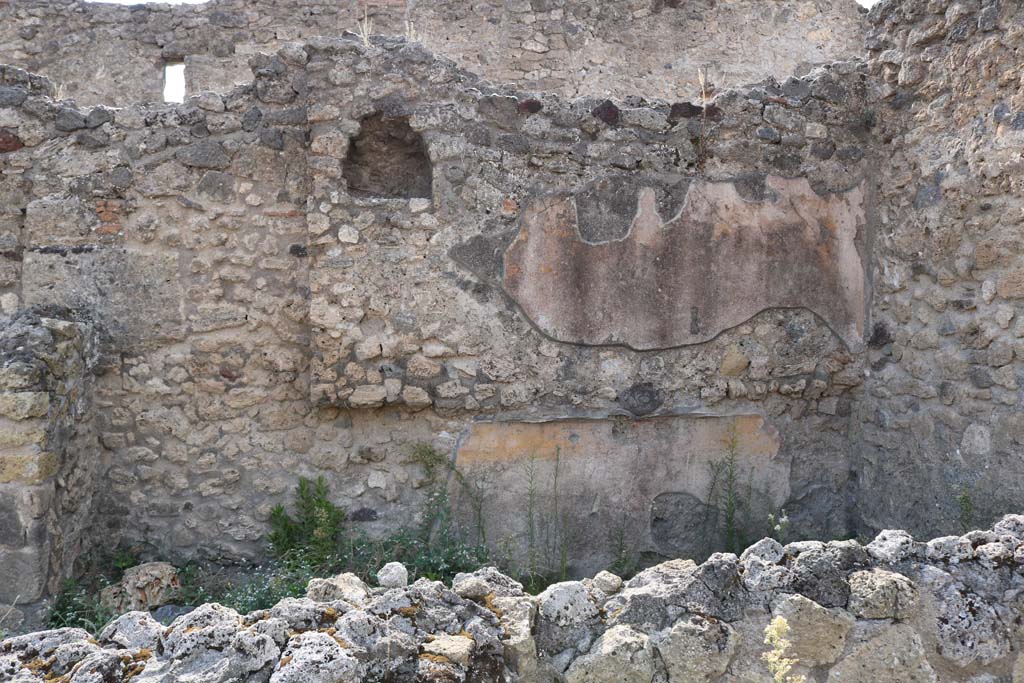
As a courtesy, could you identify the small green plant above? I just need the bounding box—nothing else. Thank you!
[47,580,114,634]
[524,452,542,589]
[706,425,754,554]
[514,448,579,593]
[762,616,806,683]
[268,476,347,566]
[172,563,216,607]
[264,468,490,595]
[549,447,569,583]
[112,549,139,574]
[412,442,489,544]
[957,488,975,533]
[411,442,448,476]
[222,556,320,614]
[694,66,714,170]
[609,511,638,578]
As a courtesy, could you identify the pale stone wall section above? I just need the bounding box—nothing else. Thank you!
[0,36,873,573]
[0,0,1021,629]
[0,310,98,630]
[0,0,866,106]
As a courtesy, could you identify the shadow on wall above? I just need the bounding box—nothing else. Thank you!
[342,113,432,199]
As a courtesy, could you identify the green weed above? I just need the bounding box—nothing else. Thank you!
[47,580,114,634]
[268,475,347,566]
[957,488,975,533]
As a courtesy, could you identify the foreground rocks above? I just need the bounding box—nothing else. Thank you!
[4,518,1024,682]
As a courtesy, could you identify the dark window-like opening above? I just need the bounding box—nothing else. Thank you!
[343,113,432,199]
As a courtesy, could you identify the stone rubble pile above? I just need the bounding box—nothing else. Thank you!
[5,517,1024,682]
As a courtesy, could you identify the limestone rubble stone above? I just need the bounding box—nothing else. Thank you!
[422,634,475,667]
[2,523,1024,681]
[99,562,180,614]
[651,615,737,683]
[564,625,655,683]
[825,624,937,683]
[771,594,853,667]
[376,562,409,589]
[847,569,920,620]
[304,573,370,606]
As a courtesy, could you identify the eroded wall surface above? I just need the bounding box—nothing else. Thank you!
[0,0,867,106]
[0,309,98,625]
[0,35,874,584]
[0,0,1022,623]
[451,414,789,573]
[856,0,1024,537]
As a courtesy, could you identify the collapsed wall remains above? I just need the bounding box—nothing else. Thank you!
[5,519,1024,682]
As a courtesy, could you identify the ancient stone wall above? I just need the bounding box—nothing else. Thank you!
[5,518,1024,682]
[856,0,1024,537]
[0,34,879,576]
[0,0,867,106]
[1,0,1024,620]
[302,39,875,570]
[0,309,98,629]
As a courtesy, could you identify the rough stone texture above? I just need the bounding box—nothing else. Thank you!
[854,0,1024,540]
[651,615,737,682]
[375,561,409,589]
[0,30,870,580]
[0,0,1021,636]
[771,593,853,667]
[4,522,1024,682]
[0,309,97,624]
[0,0,866,106]
[98,562,180,614]
[847,568,919,620]
[564,625,655,683]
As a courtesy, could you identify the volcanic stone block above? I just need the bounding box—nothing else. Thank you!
[0,451,59,485]
[24,196,101,247]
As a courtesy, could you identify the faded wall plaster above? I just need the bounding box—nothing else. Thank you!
[451,414,787,574]
[503,176,868,350]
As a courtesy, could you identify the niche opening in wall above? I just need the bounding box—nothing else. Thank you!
[342,113,432,199]
[163,63,186,103]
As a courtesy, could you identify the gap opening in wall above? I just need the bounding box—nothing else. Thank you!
[343,113,433,199]
[163,63,186,103]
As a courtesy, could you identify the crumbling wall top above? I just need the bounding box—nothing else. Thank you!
[0,0,867,106]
